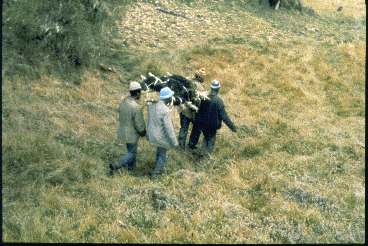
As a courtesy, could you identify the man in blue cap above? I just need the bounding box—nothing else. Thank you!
[194,80,237,157]
[146,87,179,179]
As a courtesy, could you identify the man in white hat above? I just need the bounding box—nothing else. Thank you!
[193,80,237,157]
[146,87,179,179]
[110,81,146,172]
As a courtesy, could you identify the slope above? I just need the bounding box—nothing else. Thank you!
[2,0,365,243]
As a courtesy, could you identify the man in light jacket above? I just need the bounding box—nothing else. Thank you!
[110,82,146,172]
[178,68,207,149]
[146,87,179,179]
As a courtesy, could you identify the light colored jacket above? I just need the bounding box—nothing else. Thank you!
[178,80,206,119]
[193,81,205,92]
[117,96,146,144]
[147,99,178,149]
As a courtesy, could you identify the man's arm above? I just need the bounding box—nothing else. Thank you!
[218,99,237,132]
[133,107,147,137]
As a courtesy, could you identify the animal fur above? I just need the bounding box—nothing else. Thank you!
[139,73,204,111]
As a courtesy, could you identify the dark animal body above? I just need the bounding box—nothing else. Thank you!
[267,0,302,10]
[268,0,280,7]
[140,74,200,106]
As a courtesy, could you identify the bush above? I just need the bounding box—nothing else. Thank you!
[280,0,302,10]
[2,0,116,80]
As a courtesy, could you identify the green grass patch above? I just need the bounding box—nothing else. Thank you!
[259,119,299,137]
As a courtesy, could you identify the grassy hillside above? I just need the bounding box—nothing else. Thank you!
[2,0,365,243]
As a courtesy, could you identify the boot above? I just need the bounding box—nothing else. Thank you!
[127,164,136,172]
[188,143,198,150]
[110,160,120,171]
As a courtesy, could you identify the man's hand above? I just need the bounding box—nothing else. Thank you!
[138,129,147,137]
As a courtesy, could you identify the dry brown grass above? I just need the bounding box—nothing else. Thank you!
[2,0,365,243]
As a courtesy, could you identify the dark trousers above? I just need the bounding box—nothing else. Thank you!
[178,112,193,149]
[188,119,202,149]
[201,129,217,157]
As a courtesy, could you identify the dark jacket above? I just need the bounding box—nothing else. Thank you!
[196,91,237,132]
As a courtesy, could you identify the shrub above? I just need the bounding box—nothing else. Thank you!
[279,0,302,10]
[2,0,116,80]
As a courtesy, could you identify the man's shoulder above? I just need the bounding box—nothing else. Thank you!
[210,95,225,108]
[122,97,141,108]
[119,97,129,107]
[194,82,205,91]
[148,100,166,110]
[209,93,222,101]
[158,100,170,111]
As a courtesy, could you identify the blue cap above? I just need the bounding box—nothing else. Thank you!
[159,87,174,99]
[211,80,221,89]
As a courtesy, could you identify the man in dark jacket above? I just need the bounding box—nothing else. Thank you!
[194,80,237,157]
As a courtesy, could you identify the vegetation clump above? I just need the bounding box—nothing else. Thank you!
[2,0,117,81]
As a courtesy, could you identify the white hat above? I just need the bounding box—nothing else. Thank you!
[129,81,141,91]
[211,80,221,89]
[159,87,174,99]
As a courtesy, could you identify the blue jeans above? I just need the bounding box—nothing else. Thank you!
[118,143,138,171]
[153,146,168,175]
